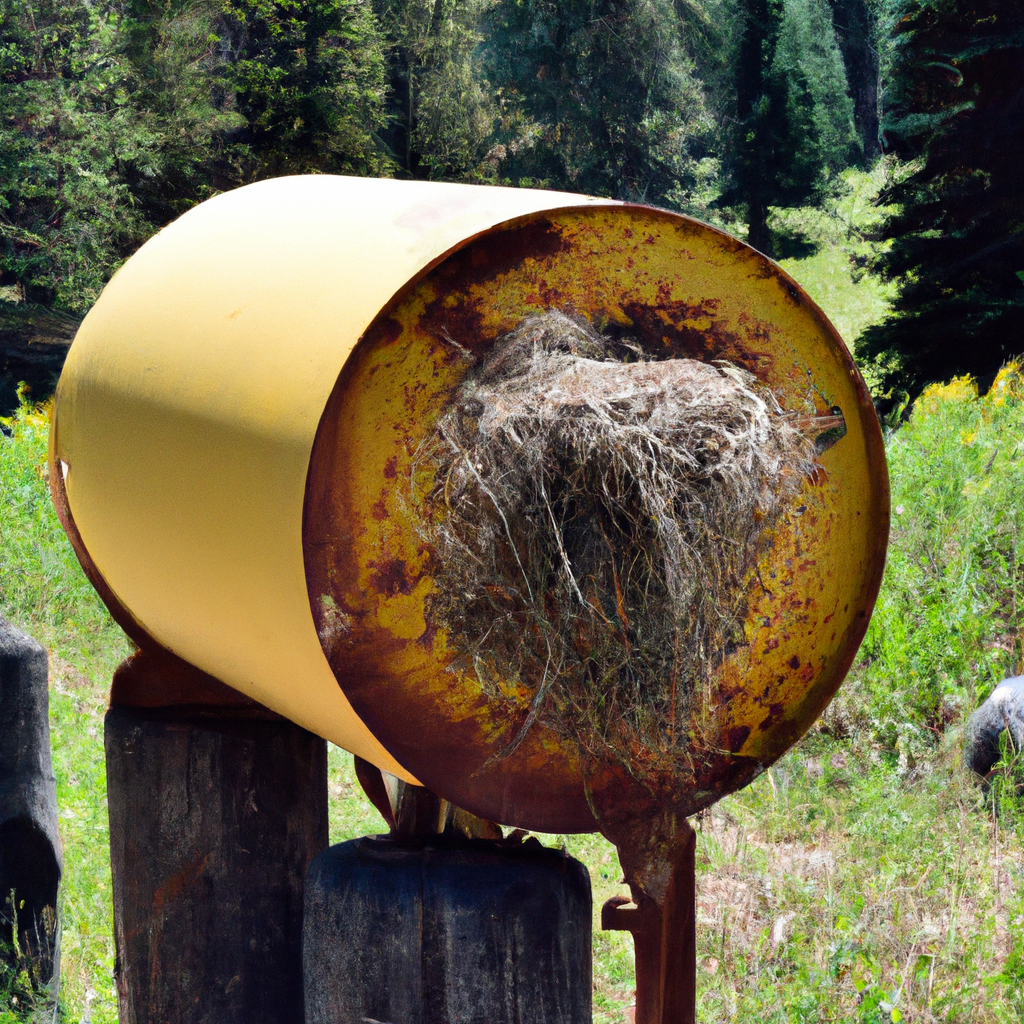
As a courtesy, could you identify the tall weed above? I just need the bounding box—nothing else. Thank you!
[843,365,1024,761]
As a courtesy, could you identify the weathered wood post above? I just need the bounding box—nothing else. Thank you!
[0,616,62,991]
[303,769,593,1024]
[105,648,328,1024]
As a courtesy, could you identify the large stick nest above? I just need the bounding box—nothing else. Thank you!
[415,311,817,775]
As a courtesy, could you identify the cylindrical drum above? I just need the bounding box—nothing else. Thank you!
[51,175,889,831]
[49,176,616,781]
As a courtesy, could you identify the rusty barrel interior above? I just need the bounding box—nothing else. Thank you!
[50,175,889,833]
[304,201,889,832]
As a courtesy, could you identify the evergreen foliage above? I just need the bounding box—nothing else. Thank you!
[0,0,879,312]
[481,0,718,211]
[719,0,857,255]
[221,0,391,177]
[113,0,244,224]
[371,0,496,180]
[860,0,1024,400]
[0,0,390,316]
[7,0,1018,404]
[778,0,859,170]
[0,0,153,311]
[410,0,495,179]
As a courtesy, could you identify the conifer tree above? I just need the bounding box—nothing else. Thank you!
[0,0,393,315]
[777,0,859,169]
[719,0,856,255]
[371,0,496,180]
[113,0,245,224]
[481,0,717,210]
[0,0,152,311]
[220,0,391,178]
[859,0,1024,398]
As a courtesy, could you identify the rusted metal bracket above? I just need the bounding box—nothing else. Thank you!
[602,822,696,1024]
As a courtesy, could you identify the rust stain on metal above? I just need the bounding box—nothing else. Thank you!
[302,201,890,835]
[366,558,417,598]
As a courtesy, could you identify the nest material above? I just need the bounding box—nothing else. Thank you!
[416,311,817,774]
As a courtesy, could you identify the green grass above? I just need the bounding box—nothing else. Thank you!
[5,325,1024,1019]
[852,369,1024,753]
[0,399,128,1024]
[773,164,898,355]
[691,737,1024,1024]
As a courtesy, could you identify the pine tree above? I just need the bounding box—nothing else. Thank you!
[0,0,394,314]
[371,0,496,180]
[481,0,717,211]
[0,0,153,311]
[859,0,1024,399]
[777,0,860,170]
[719,0,857,256]
[214,0,390,179]
[113,0,245,224]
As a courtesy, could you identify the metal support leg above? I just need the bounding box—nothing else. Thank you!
[603,821,696,1024]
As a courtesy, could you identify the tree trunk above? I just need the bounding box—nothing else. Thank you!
[747,197,773,257]
[827,0,880,160]
[304,835,593,1024]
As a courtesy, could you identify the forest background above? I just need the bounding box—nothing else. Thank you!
[0,0,1021,408]
[3,0,1024,1021]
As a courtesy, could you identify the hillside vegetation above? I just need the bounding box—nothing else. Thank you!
[3,356,1024,1022]
[3,0,1021,415]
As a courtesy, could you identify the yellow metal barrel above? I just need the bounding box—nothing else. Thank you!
[50,176,614,779]
[50,175,888,825]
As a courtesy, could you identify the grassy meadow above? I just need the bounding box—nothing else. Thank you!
[3,183,1024,1021]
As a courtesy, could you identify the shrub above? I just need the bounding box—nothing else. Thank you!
[844,362,1024,758]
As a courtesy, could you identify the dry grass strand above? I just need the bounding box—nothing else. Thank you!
[415,311,817,775]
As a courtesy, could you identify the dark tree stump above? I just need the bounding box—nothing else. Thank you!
[105,650,328,1024]
[303,835,592,1024]
[0,616,62,989]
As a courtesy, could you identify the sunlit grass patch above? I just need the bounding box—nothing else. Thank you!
[774,164,897,351]
[692,735,1024,1023]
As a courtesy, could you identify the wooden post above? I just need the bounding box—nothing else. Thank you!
[304,834,593,1024]
[0,616,62,990]
[105,649,328,1024]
